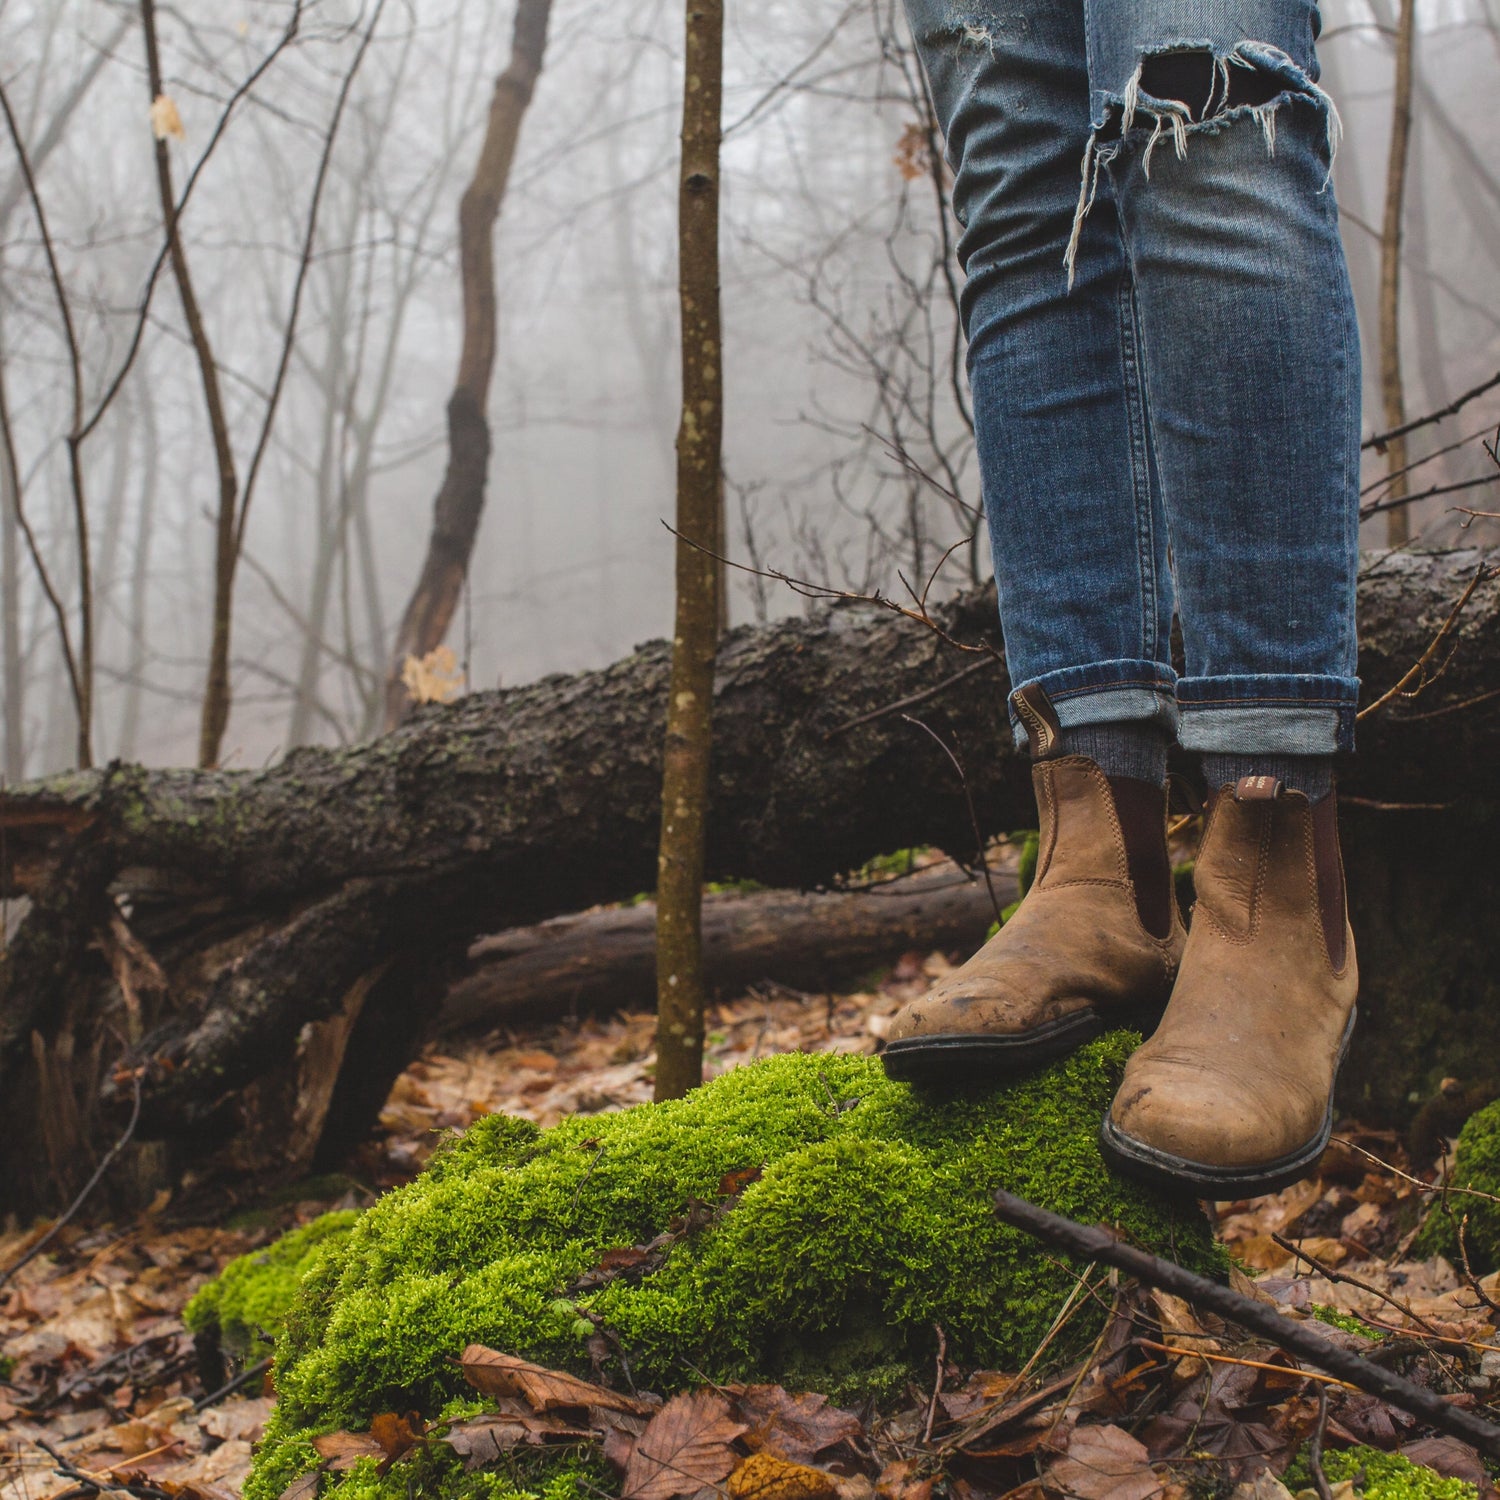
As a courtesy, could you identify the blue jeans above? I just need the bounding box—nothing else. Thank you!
[904,0,1362,753]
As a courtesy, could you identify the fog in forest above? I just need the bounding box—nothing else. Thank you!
[1,0,1496,778]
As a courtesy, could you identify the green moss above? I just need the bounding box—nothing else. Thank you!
[1284,1445,1477,1498]
[1310,1304,1379,1339]
[247,1043,1213,1500]
[184,1211,360,1361]
[855,847,929,881]
[1413,1098,1500,1272]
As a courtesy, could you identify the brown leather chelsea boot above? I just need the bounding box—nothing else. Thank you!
[1100,776,1358,1197]
[881,686,1186,1084]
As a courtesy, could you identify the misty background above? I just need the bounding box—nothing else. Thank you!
[1,0,1496,777]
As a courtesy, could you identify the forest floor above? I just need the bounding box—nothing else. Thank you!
[3,952,1499,1500]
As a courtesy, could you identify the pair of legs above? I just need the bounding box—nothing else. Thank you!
[884,0,1362,1195]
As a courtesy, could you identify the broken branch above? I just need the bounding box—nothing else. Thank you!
[992,1187,1500,1461]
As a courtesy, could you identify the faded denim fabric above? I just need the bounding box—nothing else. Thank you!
[905,0,1362,752]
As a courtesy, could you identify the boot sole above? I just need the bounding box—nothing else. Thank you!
[881,1003,1164,1086]
[1096,1007,1358,1199]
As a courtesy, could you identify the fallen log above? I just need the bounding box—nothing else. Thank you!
[0,547,1496,1212]
[440,859,1013,1035]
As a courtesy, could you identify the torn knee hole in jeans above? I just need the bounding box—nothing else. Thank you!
[1064,41,1342,288]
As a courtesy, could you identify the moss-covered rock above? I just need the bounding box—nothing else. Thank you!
[184,1211,360,1362]
[1285,1445,1478,1498]
[1413,1098,1500,1272]
[244,1041,1215,1500]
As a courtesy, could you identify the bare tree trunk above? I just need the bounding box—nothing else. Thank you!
[381,0,553,729]
[654,0,724,1102]
[1380,0,1416,547]
[288,219,357,748]
[140,0,241,768]
[118,389,160,762]
[0,335,23,783]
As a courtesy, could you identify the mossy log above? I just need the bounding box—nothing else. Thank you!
[228,1045,1214,1500]
[1,547,1497,1213]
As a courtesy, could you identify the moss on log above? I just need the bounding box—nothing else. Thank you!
[236,1044,1213,1500]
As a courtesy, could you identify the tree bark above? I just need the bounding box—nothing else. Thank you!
[655,0,725,1101]
[0,331,24,782]
[442,860,1011,1035]
[1,548,1497,1211]
[1379,0,1416,547]
[140,0,241,770]
[382,0,552,729]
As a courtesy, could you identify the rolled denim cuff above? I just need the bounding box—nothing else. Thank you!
[1175,674,1361,755]
[1008,659,1179,750]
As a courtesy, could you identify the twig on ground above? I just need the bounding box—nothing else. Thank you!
[992,1188,1500,1461]
[1454,1214,1500,1319]
[923,1324,947,1443]
[1270,1232,1446,1339]
[1309,1384,1335,1500]
[0,1071,143,1290]
[1334,1137,1500,1209]
[36,1442,173,1500]
[1133,1340,1355,1392]
[570,1145,608,1214]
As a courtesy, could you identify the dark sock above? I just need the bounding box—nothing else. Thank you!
[1107,774,1176,939]
[1201,753,1334,803]
[1059,720,1170,785]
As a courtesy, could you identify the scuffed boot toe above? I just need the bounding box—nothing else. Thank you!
[883,982,1102,1083]
[1100,1059,1334,1197]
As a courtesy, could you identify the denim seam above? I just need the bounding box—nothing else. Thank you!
[1178,695,1354,707]
[1117,269,1159,665]
[1046,677,1178,700]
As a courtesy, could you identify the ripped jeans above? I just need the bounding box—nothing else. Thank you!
[905,0,1362,753]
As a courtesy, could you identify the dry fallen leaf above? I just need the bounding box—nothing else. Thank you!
[1046,1423,1163,1500]
[459,1345,655,1417]
[278,1475,319,1500]
[369,1411,425,1467]
[1150,1289,1221,1382]
[622,1389,748,1500]
[311,1430,386,1471]
[1227,1475,1295,1500]
[727,1385,862,1464]
[719,1167,764,1197]
[873,1458,933,1500]
[149,94,185,141]
[443,1407,594,1469]
[199,1395,274,1444]
[1399,1436,1497,1498]
[401,645,465,705]
[728,1451,839,1500]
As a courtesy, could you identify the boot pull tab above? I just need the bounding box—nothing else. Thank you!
[1011,682,1062,761]
[1233,774,1284,803]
